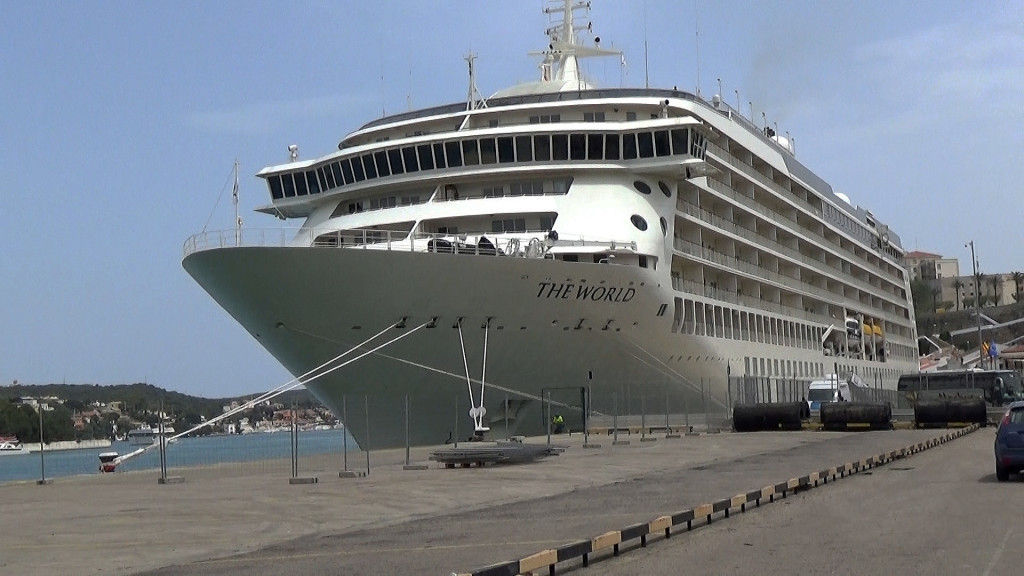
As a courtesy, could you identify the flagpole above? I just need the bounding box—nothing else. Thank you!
[233,159,240,247]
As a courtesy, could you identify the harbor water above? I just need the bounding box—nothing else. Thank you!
[0,428,356,484]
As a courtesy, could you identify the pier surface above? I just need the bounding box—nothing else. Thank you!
[1,427,1016,575]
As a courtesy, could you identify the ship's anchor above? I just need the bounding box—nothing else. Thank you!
[457,317,492,435]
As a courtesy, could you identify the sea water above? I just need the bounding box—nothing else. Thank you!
[0,428,357,484]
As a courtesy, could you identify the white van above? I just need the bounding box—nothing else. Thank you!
[807,374,866,410]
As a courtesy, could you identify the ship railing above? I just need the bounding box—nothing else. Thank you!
[671,237,907,328]
[184,227,636,260]
[702,152,906,287]
[677,201,907,309]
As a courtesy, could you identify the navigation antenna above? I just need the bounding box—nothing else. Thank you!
[465,52,488,111]
[531,0,622,89]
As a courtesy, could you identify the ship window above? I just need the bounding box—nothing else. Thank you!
[639,255,648,268]
[587,133,603,159]
[671,129,689,155]
[304,171,319,194]
[583,111,605,122]
[483,186,504,197]
[445,141,462,167]
[331,162,343,187]
[282,174,297,197]
[374,151,391,177]
[623,133,638,159]
[400,195,420,205]
[489,119,499,128]
[341,159,354,184]
[269,175,284,199]
[362,154,377,179]
[552,177,571,193]
[658,181,671,198]
[316,167,328,191]
[654,130,671,156]
[402,147,419,172]
[387,149,404,175]
[417,144,434,170]
[638,132,655,158]
[552,134,569,160]
[533,135,551,161]
[497,136,515,163]
[479,137,497,164]
[515,135,533,162]
[660,217,667,236]
[570,134,586,160]
[562,254,579,262]
[322,165,336,189]
[462,140,480,165]
[633,180,652,195]
[630,214,648,231]
[491,218,526,233]
[540,215,555,230]
[604,134,620,160]
[626,111,637,121]
[432,143,447,169]
[294,170,309,194]
[351,156,366,182]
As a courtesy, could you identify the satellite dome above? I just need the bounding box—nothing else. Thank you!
[835,192,851,205]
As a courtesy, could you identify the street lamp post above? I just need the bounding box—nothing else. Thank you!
[966,241,984,369]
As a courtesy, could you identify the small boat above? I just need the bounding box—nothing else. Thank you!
[0,436,30,456]
[98,451,119,473]
[128,427,156,446]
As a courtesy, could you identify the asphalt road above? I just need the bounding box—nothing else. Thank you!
[582,427,1023,576]
[130,430,984,576]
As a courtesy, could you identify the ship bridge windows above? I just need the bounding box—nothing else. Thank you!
[583,112,606,122]
[265,128,704,204]
[534,135,552,161]
[351,156,366,181]
[515,136,533,162]
[402,147,419,172]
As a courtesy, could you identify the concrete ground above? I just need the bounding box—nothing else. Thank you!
[0,427,988,575]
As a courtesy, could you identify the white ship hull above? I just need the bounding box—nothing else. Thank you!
[185,244,911,447]
[185,245,733,447]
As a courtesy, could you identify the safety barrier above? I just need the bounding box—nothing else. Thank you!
[453,425,979,576]
[820,402,892,431]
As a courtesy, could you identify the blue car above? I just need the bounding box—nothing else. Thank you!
[995,400,1024,481]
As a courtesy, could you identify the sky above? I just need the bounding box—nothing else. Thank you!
[2,1,1022,397]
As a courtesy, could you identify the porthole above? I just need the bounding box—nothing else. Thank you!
[658,181,672,198]
[660,217,667,236]
[631,214,648,231]
[633,180,652,195]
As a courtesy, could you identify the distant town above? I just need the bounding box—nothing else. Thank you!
[0,383,335,443]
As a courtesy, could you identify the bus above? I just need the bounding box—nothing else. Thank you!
[897,370,1023,406]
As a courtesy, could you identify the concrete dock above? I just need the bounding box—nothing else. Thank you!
[0,426,1012,575]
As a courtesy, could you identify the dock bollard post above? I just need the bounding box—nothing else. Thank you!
[340,395,357,478]
[403,394,427,470]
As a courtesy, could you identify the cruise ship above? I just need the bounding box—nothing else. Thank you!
[183,1,918,448]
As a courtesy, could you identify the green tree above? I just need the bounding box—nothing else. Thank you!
[989,274,1001,306]
[953,278,964,310]
[1012,271,1024,303]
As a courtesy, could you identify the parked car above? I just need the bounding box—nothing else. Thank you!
[994,400,1024,481]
